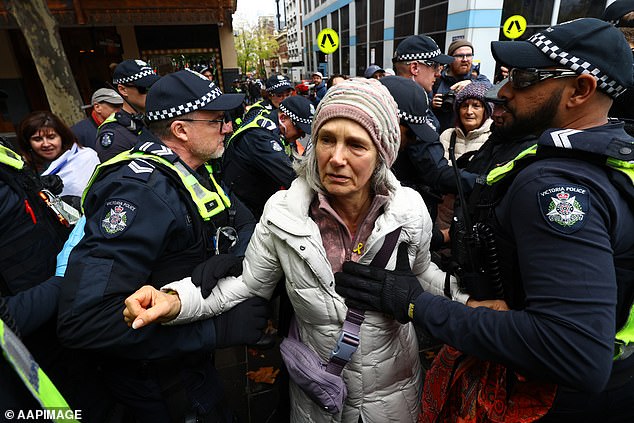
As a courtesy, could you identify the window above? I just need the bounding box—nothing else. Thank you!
[370,0,384,22]
[500,0,554,41]
[394,12,415,42]
[558,0,605,22]
[419,3,449,35]
[332,10,340,74]
[340,5,350,75]
[341,46,350,76]
[396,0,416,15]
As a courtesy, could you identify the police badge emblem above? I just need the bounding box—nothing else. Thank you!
[270,140,283,152]
[101,199,137,238]
[99,131,114,148]
[539,184,589,234]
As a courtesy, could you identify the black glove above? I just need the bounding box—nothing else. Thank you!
[334,243,423,323]
[192,254,243,298]
[213,297,269,348]
[40,175,64,195]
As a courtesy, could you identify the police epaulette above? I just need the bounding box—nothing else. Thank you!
[257,118,277,131]
[134,141,179,163]
[123,158,156,182]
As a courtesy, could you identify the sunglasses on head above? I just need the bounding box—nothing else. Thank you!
[508,68,578,89]
[410,60,445,71]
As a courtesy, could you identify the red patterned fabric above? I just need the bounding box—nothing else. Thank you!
[420,345,557,423]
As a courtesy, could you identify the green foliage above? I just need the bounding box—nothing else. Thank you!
[235,24,279,78]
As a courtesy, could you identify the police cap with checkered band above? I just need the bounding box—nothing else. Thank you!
[392,35,454,65]
[113,59,160,88]
[265,75,294,94]
[279,95,315,134]
[145,69,245,121]
[379,75,436,142]
[491,18,633,98]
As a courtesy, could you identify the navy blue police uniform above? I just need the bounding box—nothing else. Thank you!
[240,75,293,128]
[0,140,109,419]
[415,20,634,420]
[57,70,265,423]
[411,123,634,421]
[95,109,145,161]
[336,18,634,422]
[223,95,313,219]
[94,59,160,162]
[390,34,455,134]
[379,76,476,249]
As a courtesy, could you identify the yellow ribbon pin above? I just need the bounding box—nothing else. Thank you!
[353,243,363,254]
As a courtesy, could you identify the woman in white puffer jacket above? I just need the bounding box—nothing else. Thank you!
[124,78,465,423]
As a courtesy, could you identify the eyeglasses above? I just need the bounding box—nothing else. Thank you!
[178,118,225,132]
[124,84,148,94]
[452,54,473,60]
[509,68,578,89]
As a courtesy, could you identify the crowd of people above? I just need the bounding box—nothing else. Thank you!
[1,2,634,422]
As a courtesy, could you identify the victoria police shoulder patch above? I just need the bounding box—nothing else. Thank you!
[270,140,283,152]
[538,184,589,234]
[99,131,115,148]
[100,198,137,238]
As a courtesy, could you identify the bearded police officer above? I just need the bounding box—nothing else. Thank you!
[58,70,268,423]
[336,18,634,422]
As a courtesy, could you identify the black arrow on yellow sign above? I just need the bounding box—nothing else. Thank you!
[321,33,337,49]
[506,19,522,34]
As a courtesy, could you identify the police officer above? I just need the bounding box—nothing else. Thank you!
[222,95,314,219]
[57,69,269,423]
[392,34,454,134]
[95,59,160,162]
[336,18,634,421]
[0,138,107,418]
[241,74,294,127]
[379,75,476,248]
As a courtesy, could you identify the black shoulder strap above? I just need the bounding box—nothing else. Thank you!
[369,226,402,268]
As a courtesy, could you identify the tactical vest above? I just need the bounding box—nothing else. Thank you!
[222,115,289,217]
[85,138,232,284]
[239,99,273,129]
[476,144,634,360]
[0,144,68,295]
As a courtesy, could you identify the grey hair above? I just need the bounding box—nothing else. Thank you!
[293,138,398,196]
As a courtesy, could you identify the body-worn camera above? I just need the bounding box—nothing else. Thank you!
[440,90,456,112]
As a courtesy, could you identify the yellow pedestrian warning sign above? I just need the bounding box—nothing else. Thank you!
[503,15,527,39]
[317,28,339,54]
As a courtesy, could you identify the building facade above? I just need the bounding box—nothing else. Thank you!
[300,0,612,80]
[0,0,240,129]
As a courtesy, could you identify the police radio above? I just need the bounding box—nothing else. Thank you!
[448,132,504,300]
